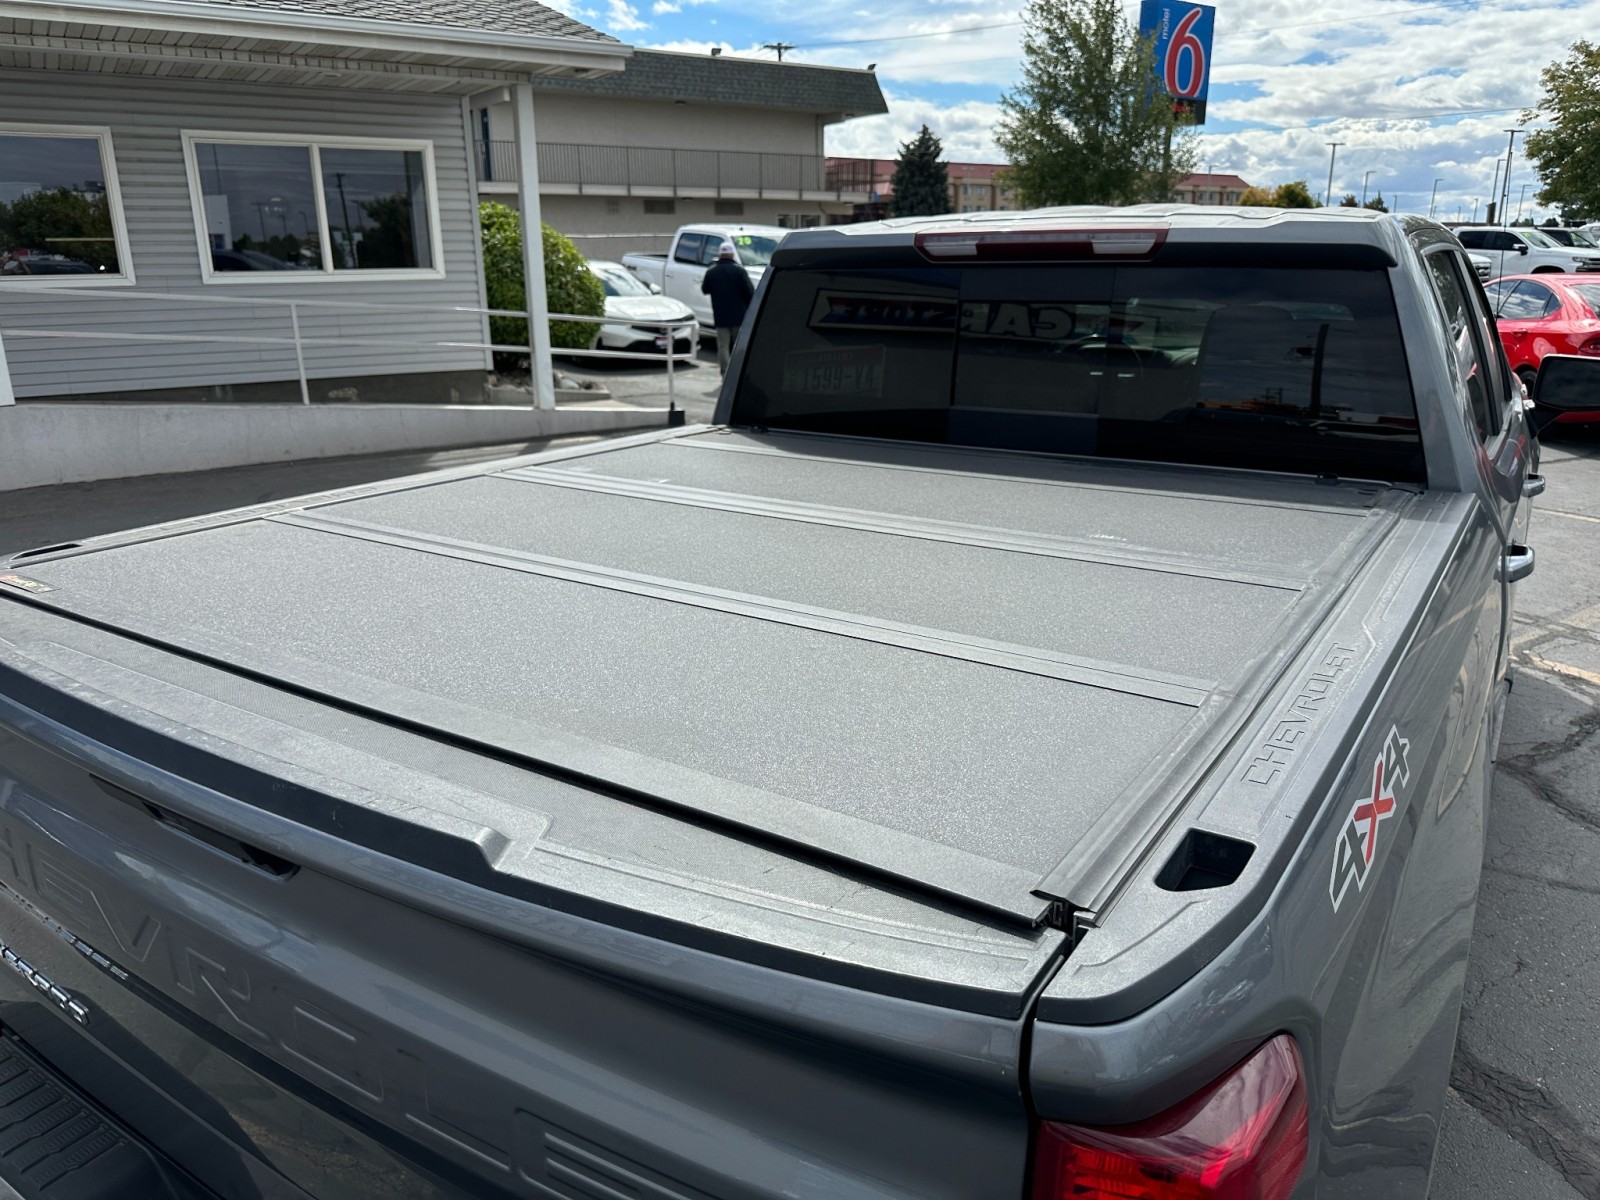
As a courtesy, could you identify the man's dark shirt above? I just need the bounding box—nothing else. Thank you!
[701,258,755,329]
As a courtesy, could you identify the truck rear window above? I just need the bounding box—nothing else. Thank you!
[731,263,1423,482]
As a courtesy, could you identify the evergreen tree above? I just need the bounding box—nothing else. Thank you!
[1338,194,1360,208]
[1363,192,1389,212]
[889,126,951,217]
[1523,42,1600,222]
[994,0,1195,206]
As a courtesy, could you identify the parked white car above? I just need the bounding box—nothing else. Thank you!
[587,260,698,354]
[620,224,788,334]
[1455,225,1600,276]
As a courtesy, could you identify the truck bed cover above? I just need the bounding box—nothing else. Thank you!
[0,428,1405,926]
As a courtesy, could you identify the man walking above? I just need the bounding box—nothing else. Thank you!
[701,240,755,375]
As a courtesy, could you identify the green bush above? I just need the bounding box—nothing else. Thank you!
[478,202,604,361]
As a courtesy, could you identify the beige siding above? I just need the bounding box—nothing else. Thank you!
[0,69,491,399]
[489,95,823,156]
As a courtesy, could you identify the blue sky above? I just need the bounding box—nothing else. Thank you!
[560,0,1593,221]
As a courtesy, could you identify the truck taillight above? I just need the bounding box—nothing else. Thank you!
[1031,1035,1308,1200]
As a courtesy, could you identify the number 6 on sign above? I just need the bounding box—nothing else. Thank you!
[1139,0,1215,125]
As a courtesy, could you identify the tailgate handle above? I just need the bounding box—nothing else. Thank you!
[92,776,297,879]
[1523,474,1546,499]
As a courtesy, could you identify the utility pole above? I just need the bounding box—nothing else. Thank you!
[1323,142,1344,206]
[1500,128,1520,228]
[1429,178,1441,219]
[762,41,795,61]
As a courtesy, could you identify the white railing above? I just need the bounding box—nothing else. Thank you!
[0,287,698,420]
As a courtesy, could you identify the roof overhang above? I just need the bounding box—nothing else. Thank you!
[0,0,629,93]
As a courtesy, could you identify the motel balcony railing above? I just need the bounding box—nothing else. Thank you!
[475,141,882,200]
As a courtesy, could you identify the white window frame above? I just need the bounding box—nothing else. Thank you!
[0,122,136,288]
[181,131,445,284]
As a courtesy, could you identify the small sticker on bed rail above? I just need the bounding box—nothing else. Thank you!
[0,574,51,594]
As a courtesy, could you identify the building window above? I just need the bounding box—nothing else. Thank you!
[714,200,745,217]
[0,124,132,284]
[643,198,676,215]
[183,134,440,280]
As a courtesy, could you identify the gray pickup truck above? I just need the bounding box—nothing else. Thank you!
[1,208,1597,1200]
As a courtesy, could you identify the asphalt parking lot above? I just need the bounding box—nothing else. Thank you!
[1,413,1597,1198]
[1429,423,1600,1200]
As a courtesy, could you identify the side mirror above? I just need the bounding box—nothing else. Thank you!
[1530,354,1600,432]
[1516,242,1529,255]
[648,282,662,295]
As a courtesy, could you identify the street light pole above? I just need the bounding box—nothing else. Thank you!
[1489,157,1504,222]
[1324,142,1344,206]
[1517,183,1530,222]
[1429,178,1442,219]
[1500,128,1520,228]
[1362,169,1375,206]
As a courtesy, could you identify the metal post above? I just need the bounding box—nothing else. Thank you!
[1361,169,1375,207]
[1429,178,1441,219]
[512,82,556,411]
[1501,128,1519,229]
[1324,142,1343,206]
[1517,183,1530,222]
[1488,158,1503,224]
[289,303,310,405]
[665,324,681,425]
[0,329,14,407]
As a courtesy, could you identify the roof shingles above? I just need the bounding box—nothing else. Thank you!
[181,0,619,41]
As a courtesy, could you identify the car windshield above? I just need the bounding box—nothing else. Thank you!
[1569,284,1600,319]
[589,261,652,297]
[733,257,1424,483]
[732,234,783,268]
[1522,228,1562,249]
[1568,229,1598,247]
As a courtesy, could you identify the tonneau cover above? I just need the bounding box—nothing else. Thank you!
[0,429,1404,923]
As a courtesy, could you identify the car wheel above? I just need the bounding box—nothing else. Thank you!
[1517,365,1538,393]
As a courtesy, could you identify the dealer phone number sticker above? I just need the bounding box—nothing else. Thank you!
[782,346,886,398]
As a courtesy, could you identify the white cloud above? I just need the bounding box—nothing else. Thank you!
[652,1,680,12]
[604,0,650,31]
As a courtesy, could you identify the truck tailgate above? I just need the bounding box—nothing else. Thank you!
[0,429,1405,923]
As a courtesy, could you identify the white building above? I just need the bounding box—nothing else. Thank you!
[476,51,886,254]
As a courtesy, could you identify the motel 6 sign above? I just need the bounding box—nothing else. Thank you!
[1139,0,1215,125]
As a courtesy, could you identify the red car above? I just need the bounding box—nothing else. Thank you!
[1484,273,1600,423]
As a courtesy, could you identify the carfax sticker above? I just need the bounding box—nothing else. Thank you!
[0,574,51,594]
[1329,725,1411,912]
[781,346,886,398]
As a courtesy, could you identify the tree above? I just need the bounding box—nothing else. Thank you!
[1238,186,1274,207]
[0,187,118,271]
[1338,193,1360,208]
[994,0,1196,206]
[889,126,951,217]
[1363,192,1389,212]
[1523,41,1600,223]
[1273,181,1317,209]
[478,202,604,368]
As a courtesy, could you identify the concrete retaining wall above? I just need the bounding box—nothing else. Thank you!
[0,402,665,492]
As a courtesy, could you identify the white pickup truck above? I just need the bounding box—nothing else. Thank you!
[622,223,788,333]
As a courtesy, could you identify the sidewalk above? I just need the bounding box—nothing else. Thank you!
[0,433,612,560]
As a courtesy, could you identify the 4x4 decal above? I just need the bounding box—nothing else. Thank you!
[1330,726,1411,912]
